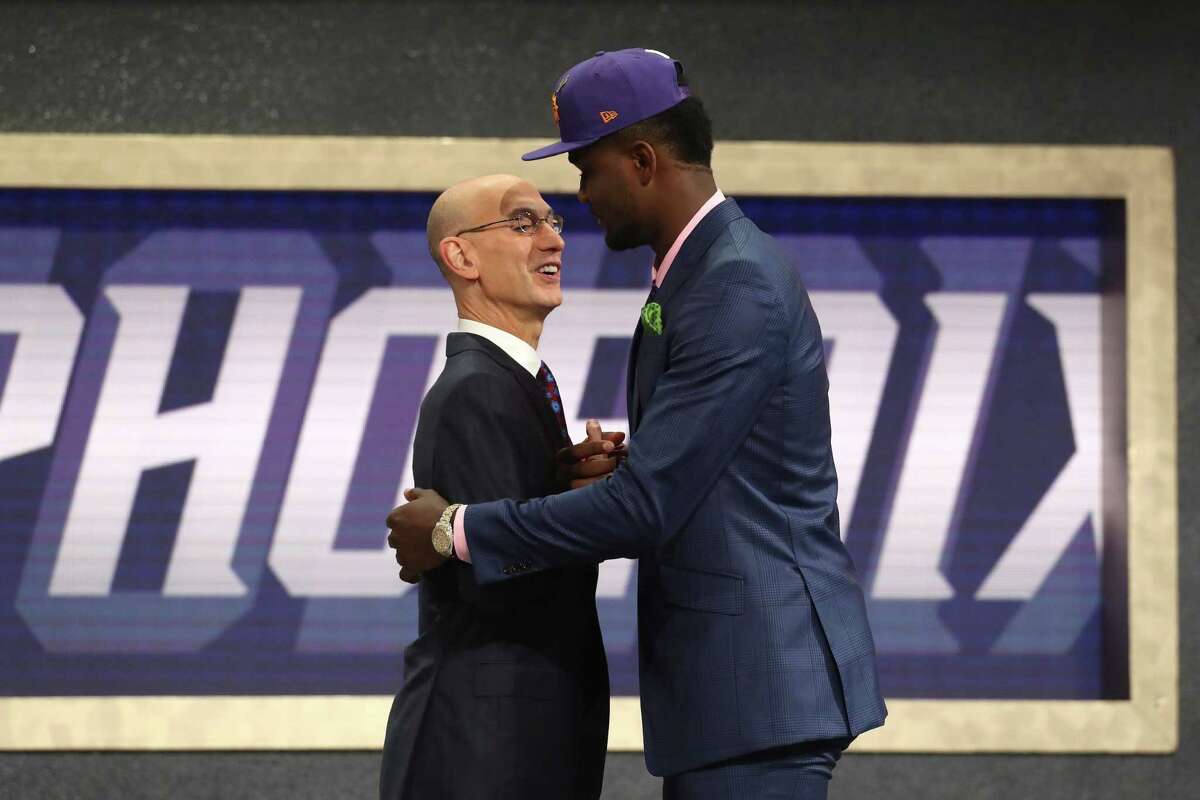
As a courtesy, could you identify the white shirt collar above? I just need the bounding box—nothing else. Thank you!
[456,319,541,378]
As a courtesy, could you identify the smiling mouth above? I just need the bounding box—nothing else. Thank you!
[536,264,560,276]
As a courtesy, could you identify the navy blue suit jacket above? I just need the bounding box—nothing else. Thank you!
[465,199,886,776]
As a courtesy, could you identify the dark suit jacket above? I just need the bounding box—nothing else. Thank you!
[463,199,887,777]
[380,333,609,800]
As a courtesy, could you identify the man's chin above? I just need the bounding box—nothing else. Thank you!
[603,229,641,251]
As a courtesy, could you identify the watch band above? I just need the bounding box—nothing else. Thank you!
[446,504,461,560]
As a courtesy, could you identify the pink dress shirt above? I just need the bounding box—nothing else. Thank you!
[452,189,727,563]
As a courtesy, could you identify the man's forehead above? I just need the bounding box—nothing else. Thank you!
[499,182,550,212]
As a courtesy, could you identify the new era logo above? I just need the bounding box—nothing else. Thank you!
[599,110,619,124]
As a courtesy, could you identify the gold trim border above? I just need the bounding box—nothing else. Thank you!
[0,135,1177,753]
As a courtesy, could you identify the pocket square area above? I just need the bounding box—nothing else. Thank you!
[641,302,663,335]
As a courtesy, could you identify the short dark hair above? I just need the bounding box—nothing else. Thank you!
[613,96,714,168]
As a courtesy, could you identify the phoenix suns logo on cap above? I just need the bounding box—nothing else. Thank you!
[551,74,568,126]
[599,110,619,124]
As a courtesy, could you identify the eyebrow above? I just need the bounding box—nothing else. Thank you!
[504,205,552,217]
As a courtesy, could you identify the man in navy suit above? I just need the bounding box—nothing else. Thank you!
[388,50,887,799]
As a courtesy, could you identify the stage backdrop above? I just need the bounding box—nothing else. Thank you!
[0,135,1176,753]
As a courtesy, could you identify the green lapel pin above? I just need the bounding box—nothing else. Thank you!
[641,301,663,335]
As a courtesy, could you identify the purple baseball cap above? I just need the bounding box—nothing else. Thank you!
[521,48,691,161]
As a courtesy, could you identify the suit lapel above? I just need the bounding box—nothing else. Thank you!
[627,199,746,431]
[626,306,646,431]
[447,333,567,449]
[653,199,745,309]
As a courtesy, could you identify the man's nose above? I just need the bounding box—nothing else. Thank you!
[537,221,565,250]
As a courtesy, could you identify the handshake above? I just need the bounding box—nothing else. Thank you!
[386,419,627,583]
[559,418,629,489]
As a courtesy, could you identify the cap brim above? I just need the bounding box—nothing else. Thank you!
[520,138,596,161]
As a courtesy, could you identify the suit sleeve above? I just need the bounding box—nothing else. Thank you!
[431,372,544,506]
[464,252,803,584]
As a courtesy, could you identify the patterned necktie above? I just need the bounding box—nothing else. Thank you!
[537,362,571,444]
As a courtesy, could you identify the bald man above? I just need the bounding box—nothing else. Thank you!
[379,175,614,800]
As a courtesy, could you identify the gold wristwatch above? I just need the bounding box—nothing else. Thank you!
[432,503,464,559]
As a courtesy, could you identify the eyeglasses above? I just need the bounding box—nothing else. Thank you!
[456,209,565,237]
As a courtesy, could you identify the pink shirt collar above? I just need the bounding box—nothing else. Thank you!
[652,189,725,289]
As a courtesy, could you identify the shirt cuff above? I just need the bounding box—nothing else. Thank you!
[452,504,471,563]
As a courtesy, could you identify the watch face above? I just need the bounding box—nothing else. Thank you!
[432,525,452,557]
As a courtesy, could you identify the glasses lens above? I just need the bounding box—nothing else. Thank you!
[549,213,564,234]
[512,210,537,234]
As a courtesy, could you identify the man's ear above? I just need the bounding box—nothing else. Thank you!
[439,237,481,281]
[629,140,658,187]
